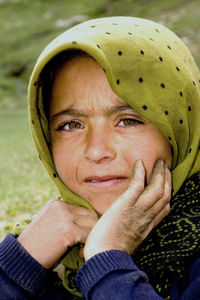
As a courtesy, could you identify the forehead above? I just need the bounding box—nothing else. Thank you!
[50,55,131,114]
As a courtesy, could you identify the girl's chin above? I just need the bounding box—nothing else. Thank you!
[85,191,127,215]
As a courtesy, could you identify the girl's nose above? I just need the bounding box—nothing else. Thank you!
[84,126,117,164]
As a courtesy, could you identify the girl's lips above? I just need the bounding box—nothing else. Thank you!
[85,176,128,189]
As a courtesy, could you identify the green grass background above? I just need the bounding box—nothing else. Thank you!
[0,0,200,239]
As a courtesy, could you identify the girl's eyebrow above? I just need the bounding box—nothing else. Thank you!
[50,105,137,121]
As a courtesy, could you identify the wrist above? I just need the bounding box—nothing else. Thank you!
[18,234,53,269]
[0,234,50,295]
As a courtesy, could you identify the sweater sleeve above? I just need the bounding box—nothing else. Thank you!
[0,233,51,299]
[76,250,163,300]
[0,234,71,300]
[179,253,200,300]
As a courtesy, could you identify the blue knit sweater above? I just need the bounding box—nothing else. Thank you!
[0,234,200,299]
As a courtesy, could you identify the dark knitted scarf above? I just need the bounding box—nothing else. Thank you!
[134,171,200,299]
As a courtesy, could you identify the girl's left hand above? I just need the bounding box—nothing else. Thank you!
[84,160,172,261]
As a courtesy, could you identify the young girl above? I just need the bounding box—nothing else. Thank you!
[0,16,200,300]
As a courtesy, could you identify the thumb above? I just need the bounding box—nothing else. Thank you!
[115,160,145,208]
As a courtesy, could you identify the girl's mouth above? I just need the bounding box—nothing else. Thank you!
[85,175,128,189]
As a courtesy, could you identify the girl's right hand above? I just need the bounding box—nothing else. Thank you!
[18,199,98,269]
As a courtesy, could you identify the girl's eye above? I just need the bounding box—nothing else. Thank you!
[118,118,142,127]
[59,121,84,131]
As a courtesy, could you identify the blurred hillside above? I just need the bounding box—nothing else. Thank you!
[0,0,200,109]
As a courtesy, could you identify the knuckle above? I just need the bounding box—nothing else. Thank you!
[75,229,87,244]
[148,212,156,221]
[49,198,61,209]
[133,214,152,235]
[154,187,164,199]
[62,224,80,246]
[161,191,171,206]
[127,179,144,195]
[45,199,63,214]
[63,235,74,248]
[137,221,150,234]
[89,209,99,219]
[164,204,171,215]
[163,195,170,205]
[67,204,77,211]
[132,182,144,194]
[76,235,84,244]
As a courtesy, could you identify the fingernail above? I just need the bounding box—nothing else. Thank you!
[157,160,164,167]
[136,159,143,167]
[132,160,143,172]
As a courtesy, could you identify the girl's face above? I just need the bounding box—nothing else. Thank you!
[49,56,172,215]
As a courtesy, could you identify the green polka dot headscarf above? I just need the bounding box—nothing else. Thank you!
[29,16,200,204]
[28,17,200,298]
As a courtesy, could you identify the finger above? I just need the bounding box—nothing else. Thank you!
[71,225,92,246]
[117,160,145,205]
[151,202,170,229]
[141,164,171,234]
[145,163,172,216]
[47,199,94,217]
[74,213,99,228]
[137,160,165,211]
[149,160,165,186]
[79,247,84,259]
[68,204,98,218]
[137,202,170,242]
[156,163,172,213]
[164,162,172,200]
[130,160,146,190]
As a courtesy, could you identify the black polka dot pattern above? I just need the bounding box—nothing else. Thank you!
[138,77,143,83]
[33,80,42,87]
[143,105,147,110]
